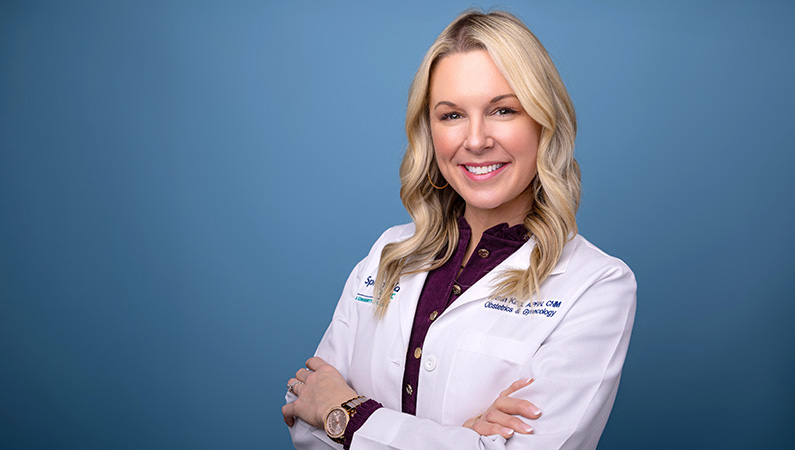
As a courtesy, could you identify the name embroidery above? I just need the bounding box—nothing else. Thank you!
[484,297,563,317]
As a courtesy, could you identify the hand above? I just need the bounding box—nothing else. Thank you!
[282,356,358,429]
[462,378,541,439]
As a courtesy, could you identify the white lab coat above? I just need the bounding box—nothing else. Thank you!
[287,223,636,450]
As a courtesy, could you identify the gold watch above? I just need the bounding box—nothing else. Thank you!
[324,396,368,444]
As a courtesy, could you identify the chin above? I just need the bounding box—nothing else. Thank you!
[462,198,510,212]
[459,188,534,217]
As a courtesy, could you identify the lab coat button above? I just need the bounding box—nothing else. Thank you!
[478,248,490,258]
[452,284,462,295]
[424,356,437,371]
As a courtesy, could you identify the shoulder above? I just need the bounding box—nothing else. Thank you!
[348,223,416,276]
[566,234,632,271]
[553,234,636,293]
[376,223,416,244]
[363,223,415,258]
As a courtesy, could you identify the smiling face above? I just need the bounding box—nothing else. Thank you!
[429,50,541,227]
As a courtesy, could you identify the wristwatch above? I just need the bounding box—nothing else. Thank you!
[324,395,368,444]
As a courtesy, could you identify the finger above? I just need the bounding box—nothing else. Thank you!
[295,367,311,381]
[472,415,515,439]
[494,396,542,419]
[500,378,534,397]
[282,403,296,427]
[483,409,534,435]
[305,356,327,371]
[286,378,305,396]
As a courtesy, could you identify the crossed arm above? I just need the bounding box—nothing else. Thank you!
[282,356,541,443]
[282,242,636,449]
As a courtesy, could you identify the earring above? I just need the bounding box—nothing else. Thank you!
[427,170,449,190]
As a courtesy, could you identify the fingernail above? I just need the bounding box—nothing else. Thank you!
[524,378,534,384]
[522,423,534,433]
[503,428,514,436]
[531,406,542,416]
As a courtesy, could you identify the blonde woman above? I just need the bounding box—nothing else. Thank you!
[283,9,635,450]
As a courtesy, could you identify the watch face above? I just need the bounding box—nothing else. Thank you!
[325,408,348,437]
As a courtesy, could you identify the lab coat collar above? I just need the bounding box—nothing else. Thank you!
[549,234,578,275]
[393,234,578,345]
[442,235,578,315]
[396,270,429,348]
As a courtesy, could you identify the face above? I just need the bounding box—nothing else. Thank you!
[429,50,541,226]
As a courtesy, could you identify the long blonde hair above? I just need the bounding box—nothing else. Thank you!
[373,9,580,317]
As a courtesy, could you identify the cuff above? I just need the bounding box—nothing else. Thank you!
[343,399,383,450]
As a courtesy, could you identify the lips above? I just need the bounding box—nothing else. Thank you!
[464,163,506,175]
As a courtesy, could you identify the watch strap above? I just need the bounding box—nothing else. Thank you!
[326,396,368,444]
[341,396,368,417]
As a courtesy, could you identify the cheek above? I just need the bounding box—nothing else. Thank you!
[502,128,539,167]
[431,127,459,161]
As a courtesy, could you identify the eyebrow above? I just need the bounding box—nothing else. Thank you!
[433,94,518,111]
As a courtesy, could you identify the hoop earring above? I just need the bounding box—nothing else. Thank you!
[427,170,449,190]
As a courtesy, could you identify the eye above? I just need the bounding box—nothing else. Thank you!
[439,112,462,121]
[493,107,517,116]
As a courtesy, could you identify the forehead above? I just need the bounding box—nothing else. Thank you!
[429,50,514,101]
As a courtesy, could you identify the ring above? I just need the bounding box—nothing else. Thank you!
[475,414,483,421]
[288,380,303,394]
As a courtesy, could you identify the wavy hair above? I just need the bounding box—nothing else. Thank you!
[373,9,580,317]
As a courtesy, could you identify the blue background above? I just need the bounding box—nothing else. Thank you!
[1,0,793,448]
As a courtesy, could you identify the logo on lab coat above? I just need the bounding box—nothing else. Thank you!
[355,276,400,305]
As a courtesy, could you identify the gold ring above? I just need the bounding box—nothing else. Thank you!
[288,380,302,394]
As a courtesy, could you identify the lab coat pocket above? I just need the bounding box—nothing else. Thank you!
[443,330,540,426]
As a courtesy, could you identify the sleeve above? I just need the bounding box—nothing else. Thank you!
[286,226,408,450]
[347,262,637,450]
[343,399,383,449]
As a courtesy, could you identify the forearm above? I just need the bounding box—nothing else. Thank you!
[352,408,538,450]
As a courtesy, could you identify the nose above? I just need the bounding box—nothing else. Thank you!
[463,117,493,152]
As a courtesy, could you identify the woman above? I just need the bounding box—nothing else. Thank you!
[283,10,635,450]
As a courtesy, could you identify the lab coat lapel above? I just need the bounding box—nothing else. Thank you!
[373,270,427,409]
[396,270,428,345]
[443,240,535,314]
[443,235,577,314]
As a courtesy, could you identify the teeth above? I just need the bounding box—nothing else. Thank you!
[465,163,505,175]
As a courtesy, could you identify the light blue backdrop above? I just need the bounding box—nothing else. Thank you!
[1,0,793,448]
